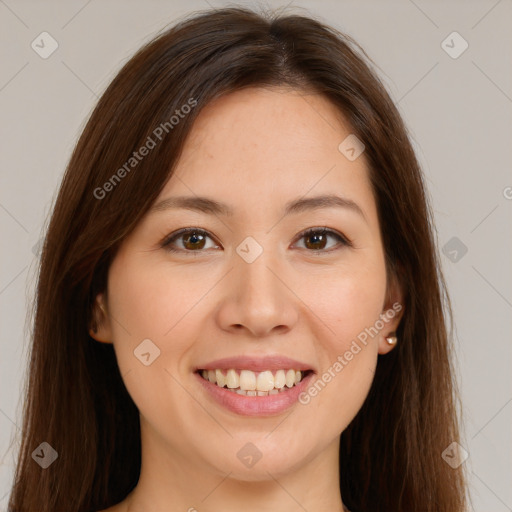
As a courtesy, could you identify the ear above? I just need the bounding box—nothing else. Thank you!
[89,292,113,344]
[378,268,405,355]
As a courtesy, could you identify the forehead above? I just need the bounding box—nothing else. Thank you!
[160,87,376,223]
[180,86,355,165]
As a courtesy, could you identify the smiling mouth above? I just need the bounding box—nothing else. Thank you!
[197,368,314,396]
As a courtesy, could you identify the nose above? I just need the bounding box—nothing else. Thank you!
[215,248,299,338]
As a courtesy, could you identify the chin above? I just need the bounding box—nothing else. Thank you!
[202,438,312,481]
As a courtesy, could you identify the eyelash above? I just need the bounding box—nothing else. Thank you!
[161,227,352,255]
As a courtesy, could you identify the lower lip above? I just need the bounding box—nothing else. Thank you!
[195,371,315,416]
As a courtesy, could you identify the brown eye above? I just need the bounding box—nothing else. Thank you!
[295,227,351,252]
[161,226,351,255]
[182,231,206,250]
[162,228,219,253]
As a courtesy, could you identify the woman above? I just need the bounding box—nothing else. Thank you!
[7,6,468,512]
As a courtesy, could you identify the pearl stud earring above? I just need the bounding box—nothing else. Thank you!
[385,334,397,346]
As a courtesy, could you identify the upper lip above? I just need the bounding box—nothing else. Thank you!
[196,355,315,373]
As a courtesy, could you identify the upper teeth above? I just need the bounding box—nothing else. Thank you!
[201,368,303,392]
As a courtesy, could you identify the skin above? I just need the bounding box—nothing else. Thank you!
[91,86,404,512]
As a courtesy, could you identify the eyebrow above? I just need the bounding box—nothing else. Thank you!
[151,193,366,221]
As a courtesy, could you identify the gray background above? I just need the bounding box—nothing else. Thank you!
[0,0,511,510]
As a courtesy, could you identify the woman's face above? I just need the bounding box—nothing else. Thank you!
[92,87,403,481]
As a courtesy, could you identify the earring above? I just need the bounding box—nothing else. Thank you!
[385,334,397,346]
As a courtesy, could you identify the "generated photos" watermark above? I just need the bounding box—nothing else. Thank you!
[298,302,402,404]
[93,97,197,200]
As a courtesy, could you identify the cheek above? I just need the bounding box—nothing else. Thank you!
[296,260,386,429]
[107,255,206,359]
[105,256,213,433]
[308,258,387,352]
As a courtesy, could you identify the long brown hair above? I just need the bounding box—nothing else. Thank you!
[7,6,467,511]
